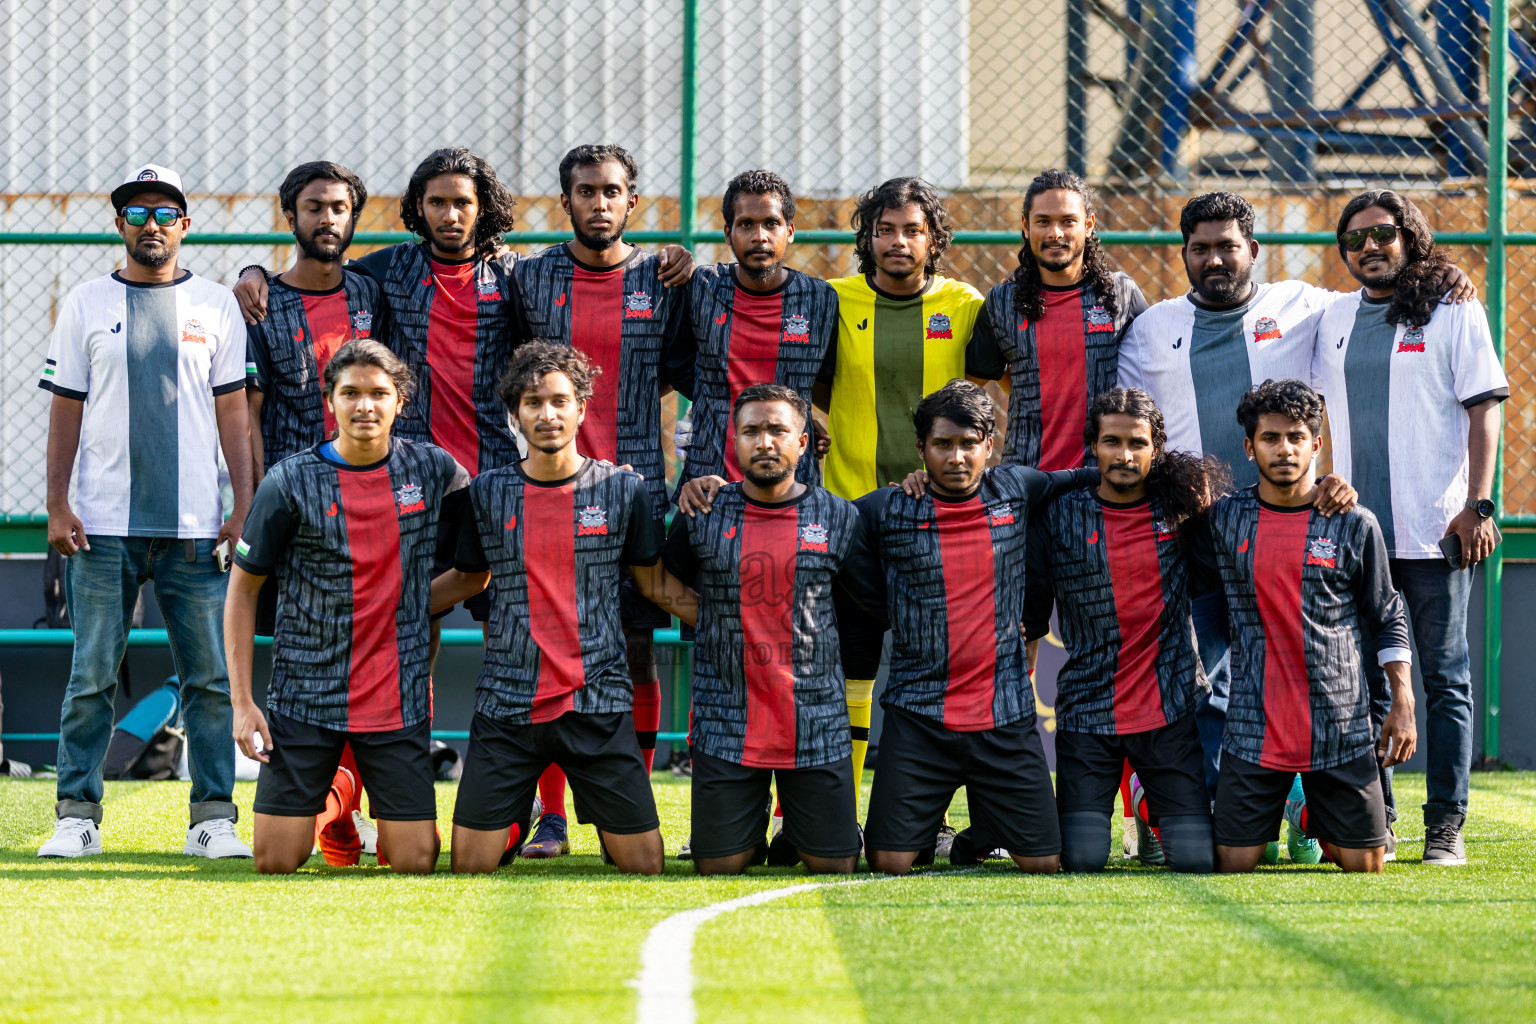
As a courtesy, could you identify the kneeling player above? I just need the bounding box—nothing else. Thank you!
[228,341,468,874]
[664,384,882,874]
[1195,380,1416,873]
[857,381,1091,875]
[1026,388,1223,873]
[433,344,694,875]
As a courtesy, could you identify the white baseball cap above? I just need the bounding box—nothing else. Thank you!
[110,163,188,212]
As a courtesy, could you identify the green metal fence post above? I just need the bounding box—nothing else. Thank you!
[1484,0,1510,762]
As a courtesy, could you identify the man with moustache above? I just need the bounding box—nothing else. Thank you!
[38,164,253,859]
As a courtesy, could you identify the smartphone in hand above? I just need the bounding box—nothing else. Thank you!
[215,539,232,573]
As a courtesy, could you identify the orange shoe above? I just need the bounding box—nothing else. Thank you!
[315,767,362,866]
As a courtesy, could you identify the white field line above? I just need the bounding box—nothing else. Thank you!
[632,869,977,1024]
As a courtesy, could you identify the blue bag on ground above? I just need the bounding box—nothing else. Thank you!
[102,679,184,780]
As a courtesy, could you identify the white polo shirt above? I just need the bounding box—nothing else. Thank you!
[1312,291,1508,558]
[39,270,247,539]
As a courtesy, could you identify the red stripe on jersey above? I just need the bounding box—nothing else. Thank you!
[300,291,352,438]
[1035,288,1089,471]
[1101,504,1168,733]
[1254,507,1313,770]
[723,289,785,482]
[425,259,481,474]
[524,483,586,723]
[935,498,998,731]
[570,267,624,463]
[338,467,404,731]
[739,504,799,767]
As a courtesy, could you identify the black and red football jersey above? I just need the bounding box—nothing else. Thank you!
[663,484,882,769]
[1025,489,1206,735]
[966,273,1146,470]
[234,439,469,732]
[515,244,696,524]
[246,271,387,471]
[350,243,533,476]
[681,263,836,486]
[1191,489,1411,771]
[454,459,660,724]
[855,465,1096,732]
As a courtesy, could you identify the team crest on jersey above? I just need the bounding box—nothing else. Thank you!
[180,319,206,345]
[475,278,502,302]
[1086,305,1115,333]
[625,291,654,319]
[782,314,811,343]
[1253,317,1282,343]
[988,503,1015,526]
[799,523,829,552]
[1398,327,1426,353]
[925,313,953,340]
[578,505,610,536]
[1155,518,1177,542]
[351,311,373,338]
[395,483,425,515]
[1305,536,1337,568]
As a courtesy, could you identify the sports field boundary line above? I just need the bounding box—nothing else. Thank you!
[632,867,980,1024]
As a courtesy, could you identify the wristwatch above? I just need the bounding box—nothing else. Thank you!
[1465,497,1495,519]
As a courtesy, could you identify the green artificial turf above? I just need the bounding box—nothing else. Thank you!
[2,772,1532,1023]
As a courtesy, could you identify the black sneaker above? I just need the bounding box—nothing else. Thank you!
[1423,814,1467,866]
[766,826,799,866]
[947,827,982,866]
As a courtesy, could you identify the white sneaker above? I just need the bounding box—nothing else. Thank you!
[38,816,101,858]
[185,818,252,859]
[353,810,379,856]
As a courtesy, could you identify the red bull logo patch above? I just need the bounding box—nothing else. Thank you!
[799,523,829,552]
[395,483,425,515]
[988,503,1015,527]
[1398,327,1426,353]
[578,505,609,536]
[925,313,953,340]
[624,291,654,319]
[1253,317,1282,343]
[476,278,502,302]
[1305,536,1337,568]
[351,311,373,338]
[1086,305,1115,333]
[782,314,811,343]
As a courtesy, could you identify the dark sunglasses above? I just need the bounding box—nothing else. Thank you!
[122,206,184,227]
[1339,224,1400,252]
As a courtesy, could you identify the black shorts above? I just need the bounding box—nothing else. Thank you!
[453,711,659,834]
[690,749,861,860]
[1055,713,1211,822]
[1214,751,1387,849]
[864,706,1061,857]
[252,710,437,820]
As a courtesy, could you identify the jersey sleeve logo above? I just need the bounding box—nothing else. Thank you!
[624,291,654,319]
[578,505,610,535]
[1398,327,1426,353]
[180,319,207,345]
[395,483,426,515]
[1305,536,1337,568]
[475,278,503,302]
[782,314,811,343]
[1252,317,1282,343]
[351,311,373,338]
[924,312,953,340]
[987,502,1015,526]
[1086,305,1115,333]
[799,523,830,551]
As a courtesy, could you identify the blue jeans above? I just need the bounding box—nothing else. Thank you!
[1190,588,1230,798]
[1364,557,1474,825]
[57,537,236,825]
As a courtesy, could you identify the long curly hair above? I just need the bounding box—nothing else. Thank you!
[1011,169,1119,323]
[1335,189,1458,329]
[1085,387,1230,529]
[851,177,954,276]
[400,147,517,262]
